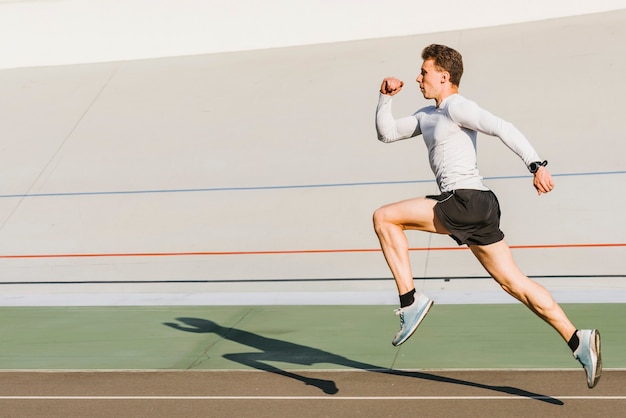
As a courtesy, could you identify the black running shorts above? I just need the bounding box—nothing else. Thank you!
[426,189,505,246]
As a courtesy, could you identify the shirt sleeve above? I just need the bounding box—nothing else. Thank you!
[447,97,541,166]
[375,93,421,143]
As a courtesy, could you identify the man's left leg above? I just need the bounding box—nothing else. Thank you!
[470,240,602,388]
[470,240,574,339]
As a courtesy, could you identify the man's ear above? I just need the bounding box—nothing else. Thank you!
[441,71,449,84]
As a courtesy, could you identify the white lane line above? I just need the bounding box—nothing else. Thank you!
[0,396,624,400]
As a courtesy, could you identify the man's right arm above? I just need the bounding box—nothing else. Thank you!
[375,93,420,143]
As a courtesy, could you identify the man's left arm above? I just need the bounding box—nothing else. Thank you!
[449,99,554,195]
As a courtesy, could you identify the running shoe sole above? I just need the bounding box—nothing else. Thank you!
[588,330,602,388]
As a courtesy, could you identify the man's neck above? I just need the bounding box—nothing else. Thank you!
[435,86,459,107]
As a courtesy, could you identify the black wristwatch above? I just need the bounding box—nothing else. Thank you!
[528,160,548,174]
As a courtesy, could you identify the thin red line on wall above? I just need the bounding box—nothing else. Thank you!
[0,243,623,259]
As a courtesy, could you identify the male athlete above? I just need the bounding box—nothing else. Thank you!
[373,44,601,388]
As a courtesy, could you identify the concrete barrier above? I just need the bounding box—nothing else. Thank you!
[1,9,625,305]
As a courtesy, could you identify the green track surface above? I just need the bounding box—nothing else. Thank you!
[0,304,623,370]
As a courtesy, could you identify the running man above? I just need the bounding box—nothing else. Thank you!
[373,44,601,388]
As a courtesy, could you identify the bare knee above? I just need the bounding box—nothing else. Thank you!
[373,206,402,238]
[372,207,388,235]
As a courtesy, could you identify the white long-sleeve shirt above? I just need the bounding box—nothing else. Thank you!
[375,93,541,192]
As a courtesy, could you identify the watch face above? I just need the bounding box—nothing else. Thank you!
[530,161,546,173]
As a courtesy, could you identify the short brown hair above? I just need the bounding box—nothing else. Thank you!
[421,44,464,86]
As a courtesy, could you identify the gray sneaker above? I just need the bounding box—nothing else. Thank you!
[392,294,433,346]
[573,329,602,388]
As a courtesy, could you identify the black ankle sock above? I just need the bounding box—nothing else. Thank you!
[568,330,580,352]
[399,289,416,308]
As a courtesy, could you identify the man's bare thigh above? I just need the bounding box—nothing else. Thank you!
[376,196,450,234]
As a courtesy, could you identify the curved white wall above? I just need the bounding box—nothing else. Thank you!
[1,0,625,69]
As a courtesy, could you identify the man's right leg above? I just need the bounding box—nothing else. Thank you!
[372,197,449,345]
[372,197,449,294]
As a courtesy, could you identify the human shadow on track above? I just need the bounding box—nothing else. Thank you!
[164,317,563,405]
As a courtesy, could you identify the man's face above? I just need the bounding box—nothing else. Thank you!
[416,58,445,100]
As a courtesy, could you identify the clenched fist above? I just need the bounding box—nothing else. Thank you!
[380,77,404,96]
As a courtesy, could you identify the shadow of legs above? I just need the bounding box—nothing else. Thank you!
[223,353,338,395]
